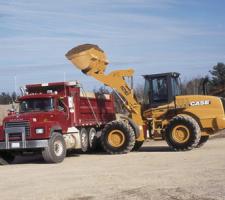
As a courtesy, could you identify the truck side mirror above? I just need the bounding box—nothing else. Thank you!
[58,106,65,112]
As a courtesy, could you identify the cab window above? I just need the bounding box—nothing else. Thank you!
[20,98,54,112]
[152,77,168,103]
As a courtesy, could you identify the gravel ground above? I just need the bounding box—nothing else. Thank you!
[0,136,225,200]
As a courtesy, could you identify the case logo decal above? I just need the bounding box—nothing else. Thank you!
[190,100,210,106]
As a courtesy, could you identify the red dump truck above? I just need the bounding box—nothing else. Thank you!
[0,81,115,163]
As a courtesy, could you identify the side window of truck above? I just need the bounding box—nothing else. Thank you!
[58,99,65,112]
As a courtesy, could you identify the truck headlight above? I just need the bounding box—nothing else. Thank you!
[35,128,44,134]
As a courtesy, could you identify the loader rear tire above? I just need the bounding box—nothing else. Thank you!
[42,132,66,163]
[101,120,135,154]
[132,141,144,151]
[165,115,201,151]
[196,135,209,148]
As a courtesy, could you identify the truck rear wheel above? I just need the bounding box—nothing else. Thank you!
[101,120,135,154]
[165,115,201,151]
[88,127,97,151]
[42,132,66,163]
[80,128,89,152]
[196,135,209,148]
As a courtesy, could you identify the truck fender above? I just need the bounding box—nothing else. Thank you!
[50,125,63,137]
[119,116,140,138]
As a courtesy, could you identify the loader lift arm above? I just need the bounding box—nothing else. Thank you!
[66,44,145,141]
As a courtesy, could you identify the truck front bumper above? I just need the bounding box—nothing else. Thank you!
[0,140,48,150]
[0,127,48,150]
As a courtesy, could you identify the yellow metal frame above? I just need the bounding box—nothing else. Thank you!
[66,44,225,141]
[66,44,145,141]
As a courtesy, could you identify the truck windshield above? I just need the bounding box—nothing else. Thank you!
[20,98,54,112]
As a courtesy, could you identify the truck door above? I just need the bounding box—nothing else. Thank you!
[55,98,70,130]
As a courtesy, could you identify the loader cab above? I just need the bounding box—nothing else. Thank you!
[143,72,181,109]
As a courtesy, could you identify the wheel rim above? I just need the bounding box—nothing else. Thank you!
[172,125,190,143]
[108,130,125,147]
[54,140,64,156]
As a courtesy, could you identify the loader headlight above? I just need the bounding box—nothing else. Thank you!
[35,128,44,134]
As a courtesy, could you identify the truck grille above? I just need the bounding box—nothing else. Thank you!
[4,121,30,138]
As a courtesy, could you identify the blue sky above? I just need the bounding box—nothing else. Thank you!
[0,0,225,93]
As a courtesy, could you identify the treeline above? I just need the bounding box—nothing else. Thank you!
[0,92,17,104]
[1,63,224,106]
[182,62,225,96]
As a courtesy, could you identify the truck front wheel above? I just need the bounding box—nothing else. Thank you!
[42,132,66,163]
[101,120,135,154]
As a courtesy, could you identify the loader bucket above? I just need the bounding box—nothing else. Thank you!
[65,44,108,74]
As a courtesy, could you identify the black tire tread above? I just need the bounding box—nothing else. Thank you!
[87,127,98,152]
[196,135,209,148]
[80,128,89,153]
[101,120,135,154]
[42,132,66,163]
[132,141,144,151]
[165,115,201,151]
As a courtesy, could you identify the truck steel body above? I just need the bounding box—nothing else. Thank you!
[0,81,115,163]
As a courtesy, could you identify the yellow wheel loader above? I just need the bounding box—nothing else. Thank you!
[65,44,225,153]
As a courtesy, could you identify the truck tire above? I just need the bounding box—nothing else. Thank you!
[42,132,66,163]
[132,141,144,151]
[80,128,89,153]
[165,115,201,151]
[88,127,97,151]
[196,135,209,148]
[101,120,135,154]
[0,152,15,164]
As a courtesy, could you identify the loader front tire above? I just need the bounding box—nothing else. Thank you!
[165,115,201,151]
[195,135,209,148]
[101,120,135,154]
